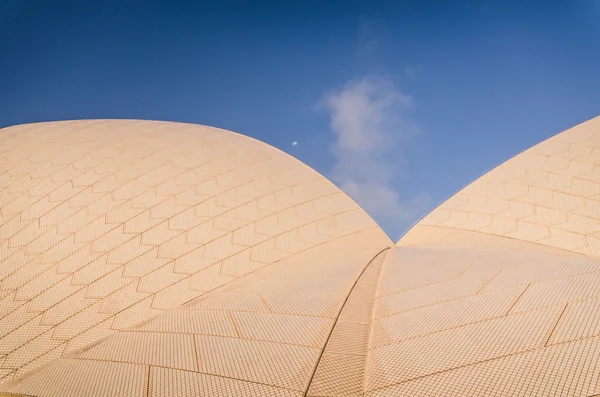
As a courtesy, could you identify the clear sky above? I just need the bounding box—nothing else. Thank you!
[1,1,599,239]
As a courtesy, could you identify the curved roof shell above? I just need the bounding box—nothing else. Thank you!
[2,117,600,396]
[0,120,391,396]
[368,116,600,396]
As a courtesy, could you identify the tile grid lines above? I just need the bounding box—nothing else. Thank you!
[545,303,569,347]
[448,170,600,201]
[436,205,595,239]
[17,119,600,394]
[67,332,303,372]
[138,203,359,298]
[228,312,242,338]
[257,293,274,313]
[139,203,370,315]
[7,241,288,358]
[201,362,321,395]
[0,122,390,382]
[154,307,328,321]
[417,144,600,251]
[9,152,282,248]
[374,269,477,300]
[401,224,596,258]
[2,134,271,236]
[1,147,191,257]
[466,167,600,194]
[505,283,532,316]
[1,225,384,375]
[138,184,343,271]
[383,116,600,395]
[50,156,295,257]
[363,244,396,396]
[359,260,600,327]
[2,161,302,288]
[0,136,101,182]
[379,245,584,300]
[0,165,328,328]
[1,172,152,272]
[372,282,520,321]
[131,268,386,347]
[373,261,521,316]
[32,129,145,178]
[446,190,600,221]
[368,299,565,352]
[145,365,152,397]
[0,129,169,215]
[367,287,600,356]
[367,333,600,395]
[474,269,503,294]
[1,153,103,217]
[73,355,305,395]
[302,248,390,397]
[448,260,479,280]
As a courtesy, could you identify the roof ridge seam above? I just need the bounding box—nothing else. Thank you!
[303,247,390,397]
[399,225,593,257]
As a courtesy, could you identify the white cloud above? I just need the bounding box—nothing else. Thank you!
[319,76,431,238]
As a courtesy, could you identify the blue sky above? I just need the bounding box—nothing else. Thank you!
[1,1,599,239]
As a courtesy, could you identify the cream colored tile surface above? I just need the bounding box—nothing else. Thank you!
[4,117,600,396]
[0,120,391,396]
[367,115,600,396]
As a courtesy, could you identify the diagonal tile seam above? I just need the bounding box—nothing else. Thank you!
[0,122,392,388]
[378,264,600,312]
[302,247,390,397]
[2,143,146,219]
[93,329,330,350]
[373,272,515,316]
[19,354,307,395]
[140,363,305,395]
[227,312,242,338]
[107,156,287,222]
[19,157,302,257]
[545,302,569,347]
[5,142,272,245]
[447,184,596,212]
[474,269,503,294]
[0,226,383,374]
[365,331,600,395]
[434,191,600,238]
[373,248,577,300]
[145,365,152,397]
[165,306,337,320]
[257,293,274,313]
[139,205,363,296]
[161,224,383,315]
[0,170,337,326]
[401,225,595,260]
[0,138,102,186]
[368,297,569,351]
[505,283,531,315]
[362,247,396,395]
[0,153,172,257]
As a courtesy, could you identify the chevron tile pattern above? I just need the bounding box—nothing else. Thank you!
[364,116,600,396]
[4,116,600,396]
[366,240,600,396]
[0,120,392,396]
[408,116,600,255]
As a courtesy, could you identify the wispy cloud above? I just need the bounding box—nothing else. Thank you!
[319,76,431,238]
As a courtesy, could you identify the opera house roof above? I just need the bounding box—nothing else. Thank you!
[0,116,599,396]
